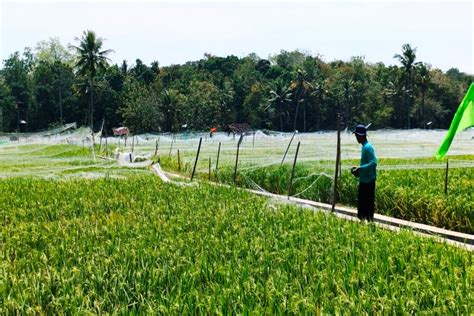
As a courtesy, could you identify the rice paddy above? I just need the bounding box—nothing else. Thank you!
[2,176,473,313]
[1,129,473,313]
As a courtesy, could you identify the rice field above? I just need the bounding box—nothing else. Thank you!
[1,128,473,313]
[193,156,473,234]
[2,176,473,314]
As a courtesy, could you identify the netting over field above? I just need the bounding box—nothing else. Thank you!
[0,125,473,179]
[119,128,474,173]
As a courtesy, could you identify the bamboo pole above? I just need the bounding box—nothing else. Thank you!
[287,141,301,199]
[444,158,449,195]
[105,137,108,157]
[216,142,221,173]
[281,130,297,166]
[177,149,181,172]
[331,114,341,212]
[169,135,174,157]
[154,137,160,157]
[208,157,211,180]
[234,134,244,184]
[191,137,202,181]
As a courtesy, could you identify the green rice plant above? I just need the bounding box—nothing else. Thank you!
[1,175,473,313]
[170,157,473,233]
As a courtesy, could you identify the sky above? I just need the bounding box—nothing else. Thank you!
[1,0,473,73]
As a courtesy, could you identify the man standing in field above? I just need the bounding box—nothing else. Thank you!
[351,124,377,221]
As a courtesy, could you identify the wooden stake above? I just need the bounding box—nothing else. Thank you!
[331,113,341,212]
[234,134,244,184]
[177,149,181,172]
[444,158,449,195]
[287,141,301,199]
[131,135,135,153]
[105,137,108,157]
[215,142,221,173]
[154,137,160,157]
[191,137,202,181]
[91,133,96,161]
[208,157,211,180]
[169,135,174,157]
[281,130,297,165]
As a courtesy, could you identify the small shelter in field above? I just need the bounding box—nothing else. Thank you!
[227,123,252,137]
[112,127,129,137]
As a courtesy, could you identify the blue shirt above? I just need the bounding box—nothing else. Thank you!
[359,140,377,183]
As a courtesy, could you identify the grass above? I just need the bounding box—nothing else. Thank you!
[2,175,473,313]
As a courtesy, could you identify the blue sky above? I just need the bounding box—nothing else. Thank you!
[1,0,472,73]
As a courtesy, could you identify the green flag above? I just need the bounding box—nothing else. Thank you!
[435,83,474,160]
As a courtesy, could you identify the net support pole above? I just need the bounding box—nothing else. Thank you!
[208,157,211,180]
[281,130,297,166]
[444,158,449,195]
[215,142,221,173]
[287,141,301,199]
[92,135,96,161]
[169,135,174,157]
[191,137,202,181]
[234,134,244,184]
[331,113,341,212]
[177,149,181,172]
[154,137,160,157]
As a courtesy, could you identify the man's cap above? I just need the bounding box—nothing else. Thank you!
[353,124,367,136]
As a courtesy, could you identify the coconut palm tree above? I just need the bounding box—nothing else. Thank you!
[415,63,431,126]
[72,30,113,130]
[289,69,312,131]
[310,80,327,131]
[394,44,419,128]
[266,79,292,131]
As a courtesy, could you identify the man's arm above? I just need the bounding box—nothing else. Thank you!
[359,146,377,171]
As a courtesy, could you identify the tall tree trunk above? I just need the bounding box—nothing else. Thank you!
[421,90,425,125]
[293,101,299,131]
[303,105,306,132]
[90,76,94,131]
[59,86,63,124]
[407,95,412,129]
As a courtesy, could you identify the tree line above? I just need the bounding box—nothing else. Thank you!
[0,30,472,134]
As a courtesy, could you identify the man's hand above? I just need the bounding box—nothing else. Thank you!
[351,166,360,177]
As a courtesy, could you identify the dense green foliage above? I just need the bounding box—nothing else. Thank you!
[1,34,472,133]
[2,176,472,313]
[160,156,474,234]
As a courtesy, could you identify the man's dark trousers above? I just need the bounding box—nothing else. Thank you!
[358,181,375,221]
